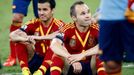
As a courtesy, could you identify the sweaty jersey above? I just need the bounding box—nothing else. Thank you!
[20,18,64,56]
[57,22,99,61]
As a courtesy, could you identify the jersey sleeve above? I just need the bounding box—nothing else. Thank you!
[19,19,40,35]
[90,23,99,39]
[55,32,64,42]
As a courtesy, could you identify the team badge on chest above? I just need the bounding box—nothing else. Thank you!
[88,35,96,47]
[69,35,76,47]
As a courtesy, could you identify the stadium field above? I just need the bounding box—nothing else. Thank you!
[0,0,134,75]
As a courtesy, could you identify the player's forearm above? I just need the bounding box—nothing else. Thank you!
[50,38,70,58]
[10,32,27,42]
[37,35,53,40]
[29,34,56,41]
[84,44,99,57]
[11,36,28,42]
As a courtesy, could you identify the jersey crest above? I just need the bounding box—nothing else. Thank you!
[88,35,96,47]
[69,35,76,47]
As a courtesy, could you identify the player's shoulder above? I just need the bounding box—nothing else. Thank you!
[20,18,40,30]
[90,23,99,31]
[53,18,64,27]
[24,18,41,25]
[60,22,75,33]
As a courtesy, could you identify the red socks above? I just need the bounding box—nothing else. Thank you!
[50,55,64,75]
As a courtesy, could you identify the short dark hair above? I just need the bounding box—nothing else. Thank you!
[38,0,56,9]
[70,1,84,17]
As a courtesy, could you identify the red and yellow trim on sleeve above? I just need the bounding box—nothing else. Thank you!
[90,23,99,31]
[50,66,62,73]
[54,18,64,28]
[59,22,75,32]
[24,18,40,25]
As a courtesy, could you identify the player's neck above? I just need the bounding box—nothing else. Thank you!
[42,17,53,27]
[76,23,89,32]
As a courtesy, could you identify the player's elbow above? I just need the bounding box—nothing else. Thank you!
[50,39,57,53]
[50,38,62,54]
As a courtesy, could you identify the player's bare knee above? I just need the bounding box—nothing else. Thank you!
[104,61,121,74]
[26,43,35,61]
[12,13,24,23]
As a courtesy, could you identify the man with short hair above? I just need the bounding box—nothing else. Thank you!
[50,1,106,75]
[10,0,64,75]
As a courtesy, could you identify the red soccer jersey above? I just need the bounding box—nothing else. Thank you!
[20,18,64,57]
[61,22,99,61]
[62,22,98,54]
[128,0,134,8]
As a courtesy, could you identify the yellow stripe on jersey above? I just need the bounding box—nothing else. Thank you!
[41,43,46,53]
[35,27,39,32]
[39,25,46,53]
[39,25,45,36]
[90,23,99,31]
[60,23,75,32]
[24,18,40,25]
[54,18,64,27]
[50,66,62,72]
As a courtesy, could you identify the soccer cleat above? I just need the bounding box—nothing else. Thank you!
[3,56,16,67]
[33,70,43,75]
[22,67,31,75]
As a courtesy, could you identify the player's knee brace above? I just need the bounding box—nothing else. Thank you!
[105,61,121,74]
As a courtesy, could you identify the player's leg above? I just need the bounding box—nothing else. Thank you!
[3,0,30,67]
[50,55,64,75]
[104,61,122,75]
[95,56,107,75]
[122,21,134,62]
[33,48,53,75]
[99,20,124,75]
[16,43,31,75]
[28,53,44,74]
[90,55,97,75]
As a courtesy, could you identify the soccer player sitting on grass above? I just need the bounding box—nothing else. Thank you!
[50,1,106,75]
[3,0,38,67]
[10,0,64,75]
